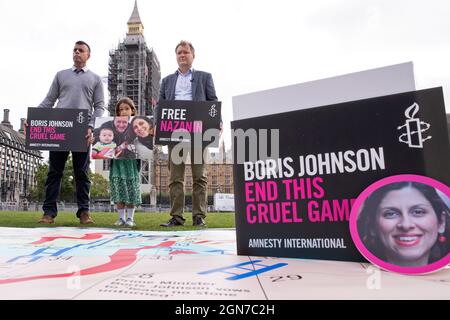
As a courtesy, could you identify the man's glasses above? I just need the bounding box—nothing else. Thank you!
[73,48,85,53]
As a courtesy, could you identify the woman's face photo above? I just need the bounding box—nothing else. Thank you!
[133,118,151,138]
[375,186,444,266]
[114,116,129,133]
[350,175,450,274]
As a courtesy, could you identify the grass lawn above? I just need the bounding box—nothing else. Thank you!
[0,211,235,231]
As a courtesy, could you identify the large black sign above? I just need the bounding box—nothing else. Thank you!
[26,108,88,152]
[231,87,450,262]
[155,100,221,147]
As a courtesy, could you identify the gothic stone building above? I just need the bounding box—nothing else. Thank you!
[0,109,43,203]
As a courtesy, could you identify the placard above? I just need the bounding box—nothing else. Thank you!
[155,100,221,147]
[26,108,88,152]
[231,87,450,262]
[92,116,154,160]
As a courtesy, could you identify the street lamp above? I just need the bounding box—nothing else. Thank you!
[215,187,221,213]
[158,160,162,213]
[23,177,28,211]
[69,175,75,203]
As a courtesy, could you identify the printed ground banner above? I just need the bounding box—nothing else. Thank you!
[231,87,450,262]
[155,100,221,147]
[26,108,88,152]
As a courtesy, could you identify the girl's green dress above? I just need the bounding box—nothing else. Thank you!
[109,159,141,205]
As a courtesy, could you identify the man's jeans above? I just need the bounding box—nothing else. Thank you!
[42,150,91,218]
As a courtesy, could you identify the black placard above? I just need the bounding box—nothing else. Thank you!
[26,108,89,152]
[155,100,221,147]
[231,87,450,262]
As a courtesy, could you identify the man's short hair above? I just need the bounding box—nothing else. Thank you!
[75,40,91,53]
[175,40,195,54]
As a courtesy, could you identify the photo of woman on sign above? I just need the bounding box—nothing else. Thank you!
[357,181,449,267]
[128,115,154,159]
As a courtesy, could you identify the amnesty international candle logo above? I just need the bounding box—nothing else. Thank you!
[209,104,218,118]
[231,87,450,262]
[77,111,85,124]
[397,102,432,148]
[26,108,88,152]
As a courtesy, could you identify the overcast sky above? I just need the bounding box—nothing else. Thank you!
[1,0,449,150]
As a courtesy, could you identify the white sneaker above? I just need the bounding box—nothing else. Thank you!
[125,218,136,227]
[114,218,126,227]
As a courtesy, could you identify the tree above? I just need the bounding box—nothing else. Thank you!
[60,156,75,202]
[30,155,77,202]
[29,163,49,202]
[89,173,109,200]
[29,155,110,203]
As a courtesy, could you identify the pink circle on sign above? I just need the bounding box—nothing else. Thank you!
[349,174,450,275]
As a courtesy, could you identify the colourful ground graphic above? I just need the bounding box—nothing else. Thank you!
[0,227,448,299]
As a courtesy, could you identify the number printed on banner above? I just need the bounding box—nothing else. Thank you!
[270,274,303,282]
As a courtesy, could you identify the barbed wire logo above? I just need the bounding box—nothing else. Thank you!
[77,112,85,124]
[209,104,218,118]
[397,102,431,148]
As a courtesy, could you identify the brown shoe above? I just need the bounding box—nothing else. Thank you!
[38,215,55,224]
[79,211,94,224]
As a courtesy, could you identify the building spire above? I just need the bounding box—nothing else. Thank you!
[127,0,144,35]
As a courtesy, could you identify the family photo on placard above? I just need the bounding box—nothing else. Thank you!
[92,114,154,160]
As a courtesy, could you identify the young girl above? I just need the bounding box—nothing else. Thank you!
[110,97,141,227]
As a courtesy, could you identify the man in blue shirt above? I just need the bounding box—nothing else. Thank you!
[159,40,218,227]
